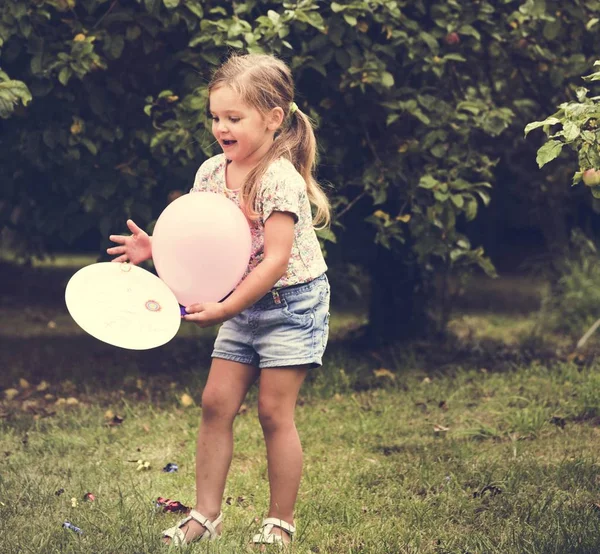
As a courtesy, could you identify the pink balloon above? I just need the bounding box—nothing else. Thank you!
[152,192,251,305]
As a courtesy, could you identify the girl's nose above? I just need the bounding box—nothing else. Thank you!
[217,120,228,133]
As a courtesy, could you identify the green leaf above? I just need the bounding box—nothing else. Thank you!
[576,87,589,102]
[451,194,464,208]
[0,79,32,118]
[444,53,466,62]
[186,1,204,18]
[519,0,547,17]
[563,121,580,142]
[524,117,560,136]
[420,31,439,53]
[330,2,345,12]
[110,35,125,59]
[316,227,337,243]
[464,198,478,221]
[536,140,564,168]
[80,138,98,155]
[419,175,439,189]
[58,67,72,86]
[474,189,491,206]
[163,0,180,8]
[343,14,357,26]
[380,71,394,88]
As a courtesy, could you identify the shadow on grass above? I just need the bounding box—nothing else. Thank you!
[0,331,377,391]
[1,259,571,392]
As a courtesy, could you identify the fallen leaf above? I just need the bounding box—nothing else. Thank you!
[433,424,450,433]
[4,389,19,401]
[36,381,50,392]
[21,400,39,412]
[19,378,30,389]
[66,397,79,406]
[71,497,78,508]
[136,460,151,471]
[180,393,194,407]
[373,368,396,380]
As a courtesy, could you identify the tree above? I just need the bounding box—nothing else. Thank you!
[2,0,600,339]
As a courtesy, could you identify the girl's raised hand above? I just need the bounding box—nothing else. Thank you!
[107,219,152,265]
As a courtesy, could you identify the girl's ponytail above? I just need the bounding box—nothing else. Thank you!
[286,107,330,229]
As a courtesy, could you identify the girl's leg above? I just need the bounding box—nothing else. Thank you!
[164,358,259,544]
[257,366,309,543]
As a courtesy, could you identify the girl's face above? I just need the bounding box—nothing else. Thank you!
[209,86,282,167]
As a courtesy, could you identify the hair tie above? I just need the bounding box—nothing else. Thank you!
[289,102,298,115]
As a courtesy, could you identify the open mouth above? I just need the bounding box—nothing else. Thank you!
[222,140,237,147]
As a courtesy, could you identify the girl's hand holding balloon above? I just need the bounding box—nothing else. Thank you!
[107,219,152,265]
[182,302,230,328]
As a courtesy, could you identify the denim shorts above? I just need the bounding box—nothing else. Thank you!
[212,274,330,369]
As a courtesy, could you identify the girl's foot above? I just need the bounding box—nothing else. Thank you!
[162,509,222,546]
[252,518,295,550]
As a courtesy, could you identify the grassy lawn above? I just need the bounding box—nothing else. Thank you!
[2,258,600,553]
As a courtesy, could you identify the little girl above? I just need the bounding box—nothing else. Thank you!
[107,53,331,547]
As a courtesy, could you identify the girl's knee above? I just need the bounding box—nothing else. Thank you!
[201,386,237,422]
[257,396,294,432]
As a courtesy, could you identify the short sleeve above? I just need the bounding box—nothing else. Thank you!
[258,165,305,223]
[190,155,224,193]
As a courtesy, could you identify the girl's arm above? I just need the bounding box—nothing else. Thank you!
[183,211,295,326]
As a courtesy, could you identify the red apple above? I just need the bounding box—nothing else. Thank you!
[582,169,600,187]
[445,32,460,46]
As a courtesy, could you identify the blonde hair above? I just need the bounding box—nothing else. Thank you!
[208,53,330,228]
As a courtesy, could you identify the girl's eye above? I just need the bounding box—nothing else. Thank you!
[229,117,240,123]
[210,116,219,122]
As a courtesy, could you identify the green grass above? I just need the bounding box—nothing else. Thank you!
[2,258,600,553]
[3,364,600,553]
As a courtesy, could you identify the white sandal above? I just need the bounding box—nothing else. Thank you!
[162,508,223,546]
[252,517,296,546]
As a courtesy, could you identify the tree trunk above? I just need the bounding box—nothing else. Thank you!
[366,244,429,345]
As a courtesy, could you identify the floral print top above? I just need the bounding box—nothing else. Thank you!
[190,154,327,288]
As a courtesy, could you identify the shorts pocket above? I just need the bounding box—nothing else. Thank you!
[281,293,316,325]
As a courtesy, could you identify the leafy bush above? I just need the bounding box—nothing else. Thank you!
[538,229,600,335]
[526,59,600,191]
[4,0,600,335]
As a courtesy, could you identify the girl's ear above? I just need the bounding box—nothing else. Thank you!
[266,107,285,131]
